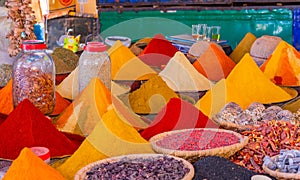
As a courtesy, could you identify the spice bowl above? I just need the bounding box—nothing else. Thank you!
[149,128,249,163]
[262,155,300,180]
[74,154,194,180]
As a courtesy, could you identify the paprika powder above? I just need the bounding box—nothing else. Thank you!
[139,34,179,67]
[0,99,79,160]
[140,98,218,140]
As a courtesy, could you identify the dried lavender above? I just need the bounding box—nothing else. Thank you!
[85,156,190,180]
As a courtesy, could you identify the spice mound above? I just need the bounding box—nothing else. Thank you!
[75,154,193,180]
[150,128,248,163]
[263,149,300,179]
[51,47,79,74]
[193,156,258,180]
[231,120,300,173]
[214,102,296,127]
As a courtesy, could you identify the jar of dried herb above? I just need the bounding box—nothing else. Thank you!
[12,40,55,115]
[78,42,111,93]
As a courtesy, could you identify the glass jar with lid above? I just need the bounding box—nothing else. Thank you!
[12,40,56,114]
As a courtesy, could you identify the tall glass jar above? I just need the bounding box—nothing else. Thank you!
[12,40,56,115]
[78,42,111,93]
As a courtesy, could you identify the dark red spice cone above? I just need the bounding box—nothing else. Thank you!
[0,99,79,160]
[139,34,179,67]
[140,98,219,140]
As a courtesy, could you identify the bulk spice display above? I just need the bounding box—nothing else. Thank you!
[231,120,300,173]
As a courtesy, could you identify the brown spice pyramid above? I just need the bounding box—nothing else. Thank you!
[195,53,292,117]
[3,147,65,180]
[229,32,256,64]
[0,99,78,160]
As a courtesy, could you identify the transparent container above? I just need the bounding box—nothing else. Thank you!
[12,40,56,115]
[78,42,111,93]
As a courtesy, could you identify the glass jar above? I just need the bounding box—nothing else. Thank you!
[78,42,111,93]
[12,40,56,115]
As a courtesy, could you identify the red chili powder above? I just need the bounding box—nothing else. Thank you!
[139,34,179,67]
[0,99,79,160]
[140,98,218,140]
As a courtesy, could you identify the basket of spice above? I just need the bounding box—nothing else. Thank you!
[74,154,194,180]
[262,149,300,179]
[149,128,248,163]
[212,101,297,132]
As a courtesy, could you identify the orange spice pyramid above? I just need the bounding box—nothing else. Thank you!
[0,99,78,160]
[195,53,292,117]
[108,40,156,80]
[0,79,13,115]
[193,43,236,81]
[54,77,112,137]
[56,108,153,179]
[3,148,65,180]
[260,41,300,86]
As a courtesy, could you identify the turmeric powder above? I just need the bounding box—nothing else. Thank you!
[196,53,292,118]
[129,75,179,114]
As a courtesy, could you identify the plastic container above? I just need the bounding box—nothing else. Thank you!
[12,40,56,115]
[78,42,111,93]
[29,147,51,164]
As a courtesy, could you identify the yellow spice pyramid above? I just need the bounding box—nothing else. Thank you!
[108,40,157,80]
[54,77,112,137]
[56,108,153,180]
[4,148,65,180]
[159,51,211,91]
[56,67,79,100]
[196,53,292,117]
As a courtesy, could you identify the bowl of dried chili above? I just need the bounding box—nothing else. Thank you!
[149,128,248,163]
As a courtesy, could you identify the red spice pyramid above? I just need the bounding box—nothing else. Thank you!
[193,43,236,81]
[0,99,79,160]
[140,98,218,140]
[139,34,179,67]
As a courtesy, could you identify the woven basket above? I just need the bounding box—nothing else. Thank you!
[74,154,194,180]
[212,117,255,132]
[149,128,248,163]
[262,155,300,180]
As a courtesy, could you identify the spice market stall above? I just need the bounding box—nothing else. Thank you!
[1,0,300,179]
